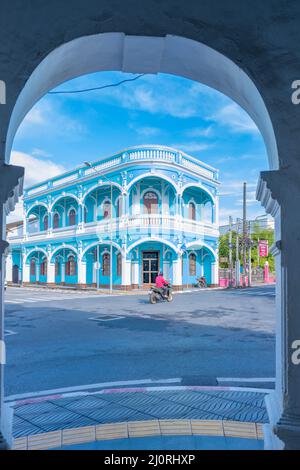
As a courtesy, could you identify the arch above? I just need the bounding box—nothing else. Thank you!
[127,172,178,194]
[50,194,80,211]
[181,183,216,205]
[81,241,124,261]
[143,190,159,214]
[25,247,49,263]
[50,245,78,263]
[82,182,123,203]
[185,241,217,261]
[5,33,278,171]
[26,202,49,218]
[127,237,179,255]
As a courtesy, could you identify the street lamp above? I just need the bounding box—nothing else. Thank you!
[84,161,113,294]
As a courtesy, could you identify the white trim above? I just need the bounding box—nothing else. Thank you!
[82,182,123,203]
[81,241,124,260]
[127,172,178,194]
[127,237,179,254]
[185,241,217,261]
[181,182,216,205]
[50,245,78,262]
[50,194,80,211]
[26,202,48,217]
[25,247,48,263]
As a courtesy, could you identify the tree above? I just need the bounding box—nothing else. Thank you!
[219,224,275,272]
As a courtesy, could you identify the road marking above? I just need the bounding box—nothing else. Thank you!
[218,377,275,383]
[5,377,182,403]
[88,315,125,322]
[4,329,17,336]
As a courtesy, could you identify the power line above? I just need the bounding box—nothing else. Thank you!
[48,74,146,95]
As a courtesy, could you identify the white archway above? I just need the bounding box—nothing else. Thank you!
[50,194,80,211]
[4,33,278,172]
[127,172,178,194]
[25,247,49,263]
[181,182,216,205]
[82,181,123,203]
[185,240,217,261]
[26,202,49,217]
[81,240,124,261]
[50,245,78,263]
[127,237,179,255]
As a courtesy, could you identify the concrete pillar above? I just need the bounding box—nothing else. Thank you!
[257,170,300,449]
[61,262,65,283]
[172,256,182,290]
[5,253,12,283]
[78,259,87,286]
[121,256,131,289]
[47,262,55,285]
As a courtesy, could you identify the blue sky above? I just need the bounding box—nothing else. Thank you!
[10,71,269,224]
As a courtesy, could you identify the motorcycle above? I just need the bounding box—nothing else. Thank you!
[194,277,207,288]
[149,283,173,304]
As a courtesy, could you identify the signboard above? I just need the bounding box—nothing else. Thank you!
[259,240,268,257]
[220,257,228,263]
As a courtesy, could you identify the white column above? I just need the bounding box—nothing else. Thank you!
[5,253,12,283]
[121,256,131,288]
[131,261,139,287]
[78,259,87,285]
[173,256,182,288]
[211,261,219,285]
[35,263,40,282]
[47,262,55,284]
[22,262,30,283]
[163,261,170,279]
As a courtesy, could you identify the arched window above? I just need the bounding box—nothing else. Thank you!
[43,214,49,231]
[117,253,122,277]
[30,259,36,276]
[68,208,76,226]
[188,202,196,221]
[116,198,122,218]
[103,201,111,219]
[143,191,158,214]
[189,253,197,276]
[102,253,110,276]
[40,258,47,276]
[53,212,60,229]
[66,255,77,276]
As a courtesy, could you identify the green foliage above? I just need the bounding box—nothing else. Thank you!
[219,223,275,272]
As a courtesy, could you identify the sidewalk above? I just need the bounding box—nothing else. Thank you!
[10,386,270,450]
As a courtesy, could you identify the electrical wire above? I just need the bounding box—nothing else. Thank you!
[48,74,146,95]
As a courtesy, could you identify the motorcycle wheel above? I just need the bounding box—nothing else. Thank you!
[167,293,173,302]
[150,292,157,304]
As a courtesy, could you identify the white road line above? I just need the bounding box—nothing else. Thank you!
[4,329,17,336]
[5,377,182,402]
[217,377,275,383]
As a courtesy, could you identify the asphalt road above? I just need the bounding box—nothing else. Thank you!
[4,285,276,396]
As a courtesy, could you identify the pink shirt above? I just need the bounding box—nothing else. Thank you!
[155,275,167,288]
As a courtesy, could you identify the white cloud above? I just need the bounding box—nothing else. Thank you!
[31,148,52,158]
[210,103,259,134]
[219,179,257,197]
[130,125,161,137]
[16,100,87,139]
[186,126,213,138]
[171,142,212,153]
[10,150,66,188]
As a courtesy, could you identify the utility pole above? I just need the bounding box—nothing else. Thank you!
[235,218,240,287]
[242,182,247,287]
[228,215,233,288]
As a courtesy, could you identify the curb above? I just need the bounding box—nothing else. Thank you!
[12,419,264,450]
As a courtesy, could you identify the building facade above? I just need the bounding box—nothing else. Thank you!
[6,145,219,290]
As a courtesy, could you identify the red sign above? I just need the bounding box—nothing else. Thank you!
[259,240,268,257]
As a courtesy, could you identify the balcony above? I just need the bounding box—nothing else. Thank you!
[8,215,219,244]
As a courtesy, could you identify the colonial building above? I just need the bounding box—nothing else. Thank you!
[6,145,219,290]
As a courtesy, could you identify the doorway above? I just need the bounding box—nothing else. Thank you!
[142,251,159,286]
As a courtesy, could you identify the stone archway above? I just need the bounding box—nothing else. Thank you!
[1,4,299,448]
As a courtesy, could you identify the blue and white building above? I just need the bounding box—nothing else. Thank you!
[6,145,220,290]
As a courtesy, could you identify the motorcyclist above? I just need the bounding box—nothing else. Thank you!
[155,271,169,298]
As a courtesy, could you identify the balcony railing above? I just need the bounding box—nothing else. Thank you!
[8,215,219,243]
